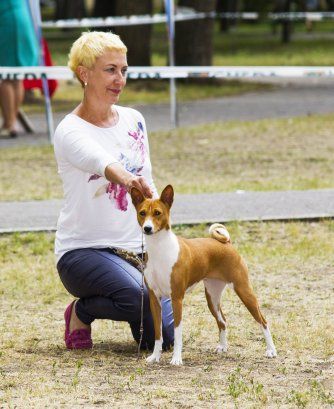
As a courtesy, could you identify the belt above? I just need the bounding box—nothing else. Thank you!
[109,247,146,270]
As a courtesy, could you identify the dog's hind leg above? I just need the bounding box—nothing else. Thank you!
[233,278,277,358]
[146,289,163,363]
[204,278,228,353]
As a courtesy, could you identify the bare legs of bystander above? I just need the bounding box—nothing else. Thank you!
[0,79,24,138]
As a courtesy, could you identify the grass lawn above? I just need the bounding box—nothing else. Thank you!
[211,23,334,66]
[1,113,334,201]
[1,221,333,407]
[22,79,269,114]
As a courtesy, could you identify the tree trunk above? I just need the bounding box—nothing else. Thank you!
[113,0,153,66]
[54,0,86,19]
[273,0,292,43]
[216,0,239,33]
[93,0,117,17]
[281,0,292,43]
[175,0,217,66]
[92,0,117,31]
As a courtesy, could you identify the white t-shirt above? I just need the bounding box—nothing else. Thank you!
[54,105,156,262]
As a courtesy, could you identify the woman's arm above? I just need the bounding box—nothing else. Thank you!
[56,126,152,198]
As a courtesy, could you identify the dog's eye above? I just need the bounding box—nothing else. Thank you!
[139,210,146,217]
[154,210,161,216]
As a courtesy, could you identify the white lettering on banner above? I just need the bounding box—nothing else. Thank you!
[0,67,73,80]
[127,72,163,80]
[0,73,38,80]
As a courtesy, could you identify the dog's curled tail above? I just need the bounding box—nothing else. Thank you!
[209,223,231,243]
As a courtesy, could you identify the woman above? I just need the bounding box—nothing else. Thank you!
[0,0,39,138]
[54,32,174,350]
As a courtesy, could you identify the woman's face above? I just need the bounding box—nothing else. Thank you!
[85,50,128,105]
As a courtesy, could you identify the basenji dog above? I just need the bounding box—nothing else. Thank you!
[131,185,277,365]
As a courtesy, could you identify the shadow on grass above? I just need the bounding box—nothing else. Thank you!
[16,339,260,369]
[17,340,139,357]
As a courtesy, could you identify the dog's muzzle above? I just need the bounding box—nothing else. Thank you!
[143,225,153,235]
[143,219,154,235]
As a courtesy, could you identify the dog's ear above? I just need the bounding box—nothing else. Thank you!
[131,187,145,207]
[160,185,174,208]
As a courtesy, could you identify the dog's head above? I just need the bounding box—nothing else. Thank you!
[131,185,174,235]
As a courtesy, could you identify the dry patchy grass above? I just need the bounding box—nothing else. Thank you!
[1,114,334,201]
[0,221,333,408]
[150,114,334,194]
[0,145,62,201]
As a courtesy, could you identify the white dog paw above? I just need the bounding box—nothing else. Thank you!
[265,349,277,358]
[215,344,228,354]
[170,355,183,365]
[146,353,160,363]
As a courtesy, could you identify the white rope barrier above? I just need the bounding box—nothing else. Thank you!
[269,12,334,21]
[127,66,334,79]
[41,11,334,29]
[41,11,258,29]
[2,66,334,80]
[219,12,258,20]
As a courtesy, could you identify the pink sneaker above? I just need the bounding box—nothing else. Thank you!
[64,301,93,350]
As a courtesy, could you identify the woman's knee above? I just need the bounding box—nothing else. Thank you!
[134,287,151,317]
[114,286,150,318]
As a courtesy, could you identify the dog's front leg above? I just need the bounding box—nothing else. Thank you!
[146,289,163,363]
[170,297,183,365]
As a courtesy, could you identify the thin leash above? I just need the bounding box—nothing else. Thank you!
[137,230,145,359]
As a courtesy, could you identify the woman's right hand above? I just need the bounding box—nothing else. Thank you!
[105,163,153,198]
[125,175,153,198]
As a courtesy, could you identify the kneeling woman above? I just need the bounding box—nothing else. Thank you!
[54,31,174,350]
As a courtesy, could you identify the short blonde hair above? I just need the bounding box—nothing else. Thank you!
[68,31,127,82]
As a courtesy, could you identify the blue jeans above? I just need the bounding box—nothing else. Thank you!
[57,248,174,350]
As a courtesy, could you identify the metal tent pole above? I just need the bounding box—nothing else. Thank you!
[165,0,178,128]
[29,0,54,143]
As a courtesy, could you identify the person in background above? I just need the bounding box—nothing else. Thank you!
[0,0,39,138]
[305,0,319,31]
[54,31,174,351]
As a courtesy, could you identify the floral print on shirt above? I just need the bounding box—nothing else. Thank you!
[88,122,146,212]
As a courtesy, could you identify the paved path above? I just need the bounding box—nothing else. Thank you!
[2,80,334,147]
[1,189,334,233]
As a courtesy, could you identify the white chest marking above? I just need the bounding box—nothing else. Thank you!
[186,283,198,293]
[144,229,180,298]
